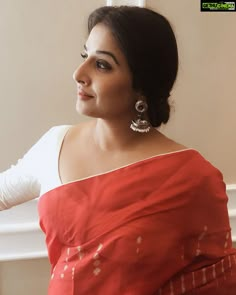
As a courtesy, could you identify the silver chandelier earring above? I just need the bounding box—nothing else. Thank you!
[130,99,151,133]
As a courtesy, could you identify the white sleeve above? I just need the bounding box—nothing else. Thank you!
[0,164,40,210]
[0,127,60,210]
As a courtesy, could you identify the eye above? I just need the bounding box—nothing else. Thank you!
[96,60,112,71]
[80,52,88,59]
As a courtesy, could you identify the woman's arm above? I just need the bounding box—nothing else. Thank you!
[0,125,71,210]
[0,126,62,210]
[0,159,40,210]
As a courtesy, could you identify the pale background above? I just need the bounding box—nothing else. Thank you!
[0,0,235,294]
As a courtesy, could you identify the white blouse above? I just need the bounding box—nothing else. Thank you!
[0,125,71,210]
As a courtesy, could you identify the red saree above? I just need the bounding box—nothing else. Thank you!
[38,149,236,294]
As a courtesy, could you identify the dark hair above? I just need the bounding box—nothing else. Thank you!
[88,6,178,127]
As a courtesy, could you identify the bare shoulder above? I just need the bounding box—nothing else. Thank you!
[158,133,188,152]
[143,129,188,156]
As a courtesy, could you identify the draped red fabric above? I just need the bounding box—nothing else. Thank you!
[38,149,236,294]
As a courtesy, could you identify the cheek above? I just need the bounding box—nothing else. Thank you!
[97,75,134,99]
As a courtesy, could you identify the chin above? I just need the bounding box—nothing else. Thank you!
[75,105,97,119]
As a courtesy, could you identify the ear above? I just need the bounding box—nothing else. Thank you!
[135,92,146,102]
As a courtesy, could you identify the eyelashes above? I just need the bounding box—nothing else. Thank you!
[80,52,112,71]
[96,60,112,70]
[80,52,88,59]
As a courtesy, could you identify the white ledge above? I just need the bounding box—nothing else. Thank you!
[0,221,40,234]
[0,185,235,261]
[229,209,236,216]
[227,185,236,242]
[106,0,146,7]
[0,251,48,262]
[0,199,48,261]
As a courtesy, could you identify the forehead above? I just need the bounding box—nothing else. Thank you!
[86,23,124,58]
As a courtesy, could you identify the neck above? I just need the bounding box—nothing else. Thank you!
[92,118,155,151]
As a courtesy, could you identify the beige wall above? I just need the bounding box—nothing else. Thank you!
[0,258,50,294]
[0,0,104,171]
[0,1,235,294]
[148,0,236,183]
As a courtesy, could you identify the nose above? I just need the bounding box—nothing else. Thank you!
[72,62,91,86]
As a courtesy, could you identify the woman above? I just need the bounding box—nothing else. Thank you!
[1,5,236,294]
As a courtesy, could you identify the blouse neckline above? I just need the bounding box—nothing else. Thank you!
[55,127,196,186]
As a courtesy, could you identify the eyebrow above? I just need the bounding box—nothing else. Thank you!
[84,45,120,65]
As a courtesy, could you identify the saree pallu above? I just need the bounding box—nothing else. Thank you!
[38,149,236,294]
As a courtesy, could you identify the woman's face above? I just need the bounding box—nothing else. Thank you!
[73,23,137,122]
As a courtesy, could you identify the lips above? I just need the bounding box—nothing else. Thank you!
[77,88,94,99]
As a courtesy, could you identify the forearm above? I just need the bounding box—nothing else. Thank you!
[0,165,40,210]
